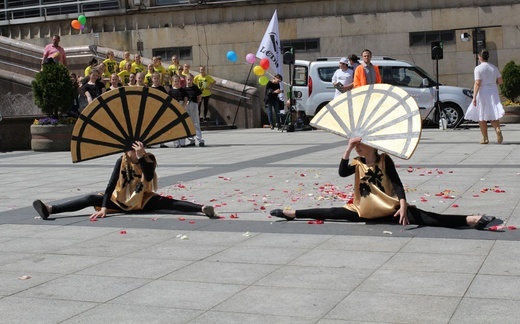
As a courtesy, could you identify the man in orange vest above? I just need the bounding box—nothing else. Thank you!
[353,49,382,88]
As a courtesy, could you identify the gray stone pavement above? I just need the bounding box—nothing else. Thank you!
[1,124,520,323]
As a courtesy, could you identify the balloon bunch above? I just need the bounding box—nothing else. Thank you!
[226,50,271,86]
[71,15,87,30]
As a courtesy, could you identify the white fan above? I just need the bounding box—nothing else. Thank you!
[310,84,422,160]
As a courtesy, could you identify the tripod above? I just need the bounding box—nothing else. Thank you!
[281,60,295,132]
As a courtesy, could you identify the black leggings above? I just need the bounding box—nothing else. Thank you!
[198,96,210,118]
[294,206,468,228]
[51,194,203,214]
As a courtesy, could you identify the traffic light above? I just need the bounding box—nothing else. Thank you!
[431,41,443,60]
[283,46,295,65]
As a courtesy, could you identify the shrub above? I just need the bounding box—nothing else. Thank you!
[500,60,520,103]
[32,62,75,117]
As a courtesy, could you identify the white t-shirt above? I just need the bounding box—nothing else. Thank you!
[331,68,354,97]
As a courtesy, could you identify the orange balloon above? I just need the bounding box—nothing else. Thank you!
[71,20,81,30]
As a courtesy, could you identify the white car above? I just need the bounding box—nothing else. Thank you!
[292,57,473,127]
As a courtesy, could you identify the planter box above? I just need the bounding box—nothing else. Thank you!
[502,105,520,124]
[30,124,74,151]
[0,116,41,151]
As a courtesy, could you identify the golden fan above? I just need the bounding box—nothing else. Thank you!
[310,84,422,160]
[71,86,195,163]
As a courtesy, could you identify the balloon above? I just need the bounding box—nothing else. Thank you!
[80,25,85,30]
[226,50,237,62]
[258,76,269,85]
[78,15,87,25]
[71,20,81,30]
[253,66,265,76]
[259,58,270,70]
[246,53,256,64]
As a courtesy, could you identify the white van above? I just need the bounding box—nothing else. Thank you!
[292,57,473,127]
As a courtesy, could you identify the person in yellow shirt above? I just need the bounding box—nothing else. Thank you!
[194,65,216,121]
[131,54,146,74]
[103,51,118,78]
[118,62,132,86]
[152,56,167,86]
[182,63,191,77]
[119,50,132,72]
[84,57,98,78]
[144,63,155,86]
[167,55,180,80]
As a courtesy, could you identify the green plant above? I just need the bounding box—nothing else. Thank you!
[32,62,75,118]
[500,60,520,103]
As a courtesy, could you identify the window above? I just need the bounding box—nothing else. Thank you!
[152,47,192,61]
[317,66,337,82]
[293,65,308,86]
[409,30,455,46]
[281,39,320,53]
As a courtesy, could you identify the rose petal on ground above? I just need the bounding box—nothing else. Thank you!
[189,221,195,224]
[242,231,251,237]
[451,204,459,208]
[120,230,127,234]
[260,206,266,210]
[315,220,324,224]
[17,275,32,280]
[473,194,480,197]
[383,231,393,235]
[508,226,517,230]
[178,217,186,221]
[90,218,97,222]
[307,221,316,224]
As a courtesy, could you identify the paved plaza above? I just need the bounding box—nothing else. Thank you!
[1,124,520,323]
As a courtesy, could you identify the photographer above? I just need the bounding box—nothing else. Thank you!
[264,74,284,130]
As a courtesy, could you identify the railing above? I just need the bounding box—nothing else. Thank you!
[0,0,120,21]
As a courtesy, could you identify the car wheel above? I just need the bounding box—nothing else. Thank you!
[440,104,464,128]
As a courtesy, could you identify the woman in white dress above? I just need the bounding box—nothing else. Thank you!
[464,48,504,144]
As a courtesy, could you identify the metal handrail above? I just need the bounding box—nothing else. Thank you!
[0,0,120,20]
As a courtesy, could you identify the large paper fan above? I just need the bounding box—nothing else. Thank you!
[71,86,195,163]
[310,84,422,160]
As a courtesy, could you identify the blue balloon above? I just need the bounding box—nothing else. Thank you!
[226,50,237,62]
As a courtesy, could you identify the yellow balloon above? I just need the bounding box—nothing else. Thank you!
[258,76,269,85]
[253,65,265,76]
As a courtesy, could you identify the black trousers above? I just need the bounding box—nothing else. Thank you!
[294,206,468,228]
[51,194,203,214]
[198,96,210,118]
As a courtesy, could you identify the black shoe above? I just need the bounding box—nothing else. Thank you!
[270,209,293,220]
[186,142,196,147]
[198,142,205,147]
[475,215,496,230]
[33,200,49,220]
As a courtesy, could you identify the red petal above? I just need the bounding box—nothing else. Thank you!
[189,221,195,224]
[473,194,479,197]
[451,204,459,208]
[260,206,266,210]
[315,220,324,224]
[90,218,97,222]
[307,221,316,224]
[178,217,186,221]
[120,230,127,234]
[508,226,517,230]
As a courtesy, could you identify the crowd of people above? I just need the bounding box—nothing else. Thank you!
[68,50,216,148]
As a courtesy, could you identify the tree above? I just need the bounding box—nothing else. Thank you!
[32,62,75,117]
[500,60,520,103]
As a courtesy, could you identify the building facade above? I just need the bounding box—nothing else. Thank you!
[1,0,518,90]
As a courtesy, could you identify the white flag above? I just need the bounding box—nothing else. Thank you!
[256,10,283,79]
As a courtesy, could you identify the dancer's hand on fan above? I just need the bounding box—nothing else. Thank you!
[394,199,409,226]
[132,141,145,159]
[343,137,362,159]
[90,207,107,220]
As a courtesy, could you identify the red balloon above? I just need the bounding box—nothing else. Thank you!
[259,58,270,70]
[71,20,81,30]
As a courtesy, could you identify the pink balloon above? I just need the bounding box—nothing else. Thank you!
[246,53,256,64]
[259,58,270,70]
